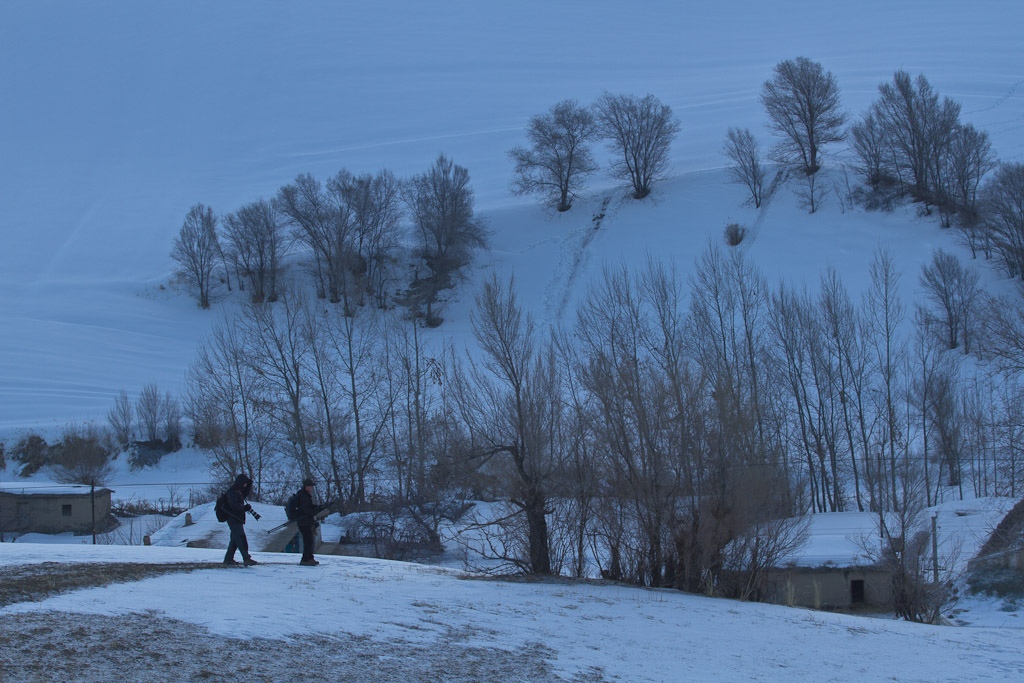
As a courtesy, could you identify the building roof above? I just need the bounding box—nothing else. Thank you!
[0,484,113,496]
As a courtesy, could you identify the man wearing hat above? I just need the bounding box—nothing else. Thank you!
[296,478,323,566]
[224,473,259,566]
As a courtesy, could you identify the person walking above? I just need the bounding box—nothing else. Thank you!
[224,473,260,566]
[296,478,323,566]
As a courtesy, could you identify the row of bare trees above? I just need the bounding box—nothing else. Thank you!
[184,291,458,511]
[171,155,487,326]
[722,59,1003,225]
[724,56,845,213]
[107,384,183,451]
[183,240,1024,602]
[509,92,681,211]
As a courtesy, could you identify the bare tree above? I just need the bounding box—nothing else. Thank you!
[864,248,908,512]
[925,353,965,493]
[943,123,996,227]
[277,173,354,304]
[979,291,1024,377]
[51,423,114,486]
[918,249,981,352]
[135,383,163,442]
[332,169,404,307]
[720,515,809,601]
[761,57,845,178]
[982,162,1024,279]
[817,267,872,511]
[509,99,599,212]
[239,295,314,478]
[107,388,134,449]
[378,313,436,502]
[221,198,288,303]
[594,92,680,199]
[162,392,182,450]
[404,154,487,324]
[723,127,770,208]
[770,280,828,512]
[320,301,392,507]
[186,316,278,490]
[170,203,220,309]
[849,112,893,192]
[870,71,961,203]
[573,260,702,587]
[452,273,562,574]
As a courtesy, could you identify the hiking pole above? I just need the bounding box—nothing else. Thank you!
[265,519,295,534]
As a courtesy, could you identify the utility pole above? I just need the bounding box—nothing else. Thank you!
[91,480,97,545]
[931,513,940,583]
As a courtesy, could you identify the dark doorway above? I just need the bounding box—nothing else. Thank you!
[851,579,865,604]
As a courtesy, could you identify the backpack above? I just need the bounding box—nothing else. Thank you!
[214,492,229,523]
[285,492,301,521]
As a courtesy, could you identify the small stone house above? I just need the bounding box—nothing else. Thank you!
[763,566,891,610]
[764,512,892,610]
[0,485,113,535]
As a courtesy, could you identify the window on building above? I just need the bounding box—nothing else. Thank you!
[62,504,72,517]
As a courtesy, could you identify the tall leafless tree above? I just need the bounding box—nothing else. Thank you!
[509,99,599,212]
[572,260,697,586]
[238,295,314,478]
[864,248,908,511]
[723,127,770,208]
[277,173,354,304]
[170,203,220,309]
[321,301,392,507]
[982,162,1024,278]
[332,169,404,308]
[162,391,182,450]
[136,383,163,442]
[107,388,134,449]
[919,249,981,352]
[594,92,681,199]
[404,154,487,324]
[186,316,278,491]
[944,123,997,227]
[761,57,846,178]
[221,198,289,303]
[870,71,961,203]
[452,273,561,574]
[849,112,892,191]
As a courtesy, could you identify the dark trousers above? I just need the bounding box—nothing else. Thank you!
[225,519,251,561]
[298,523,315,561]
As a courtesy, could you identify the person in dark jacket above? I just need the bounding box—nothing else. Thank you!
[224,473,259,566]
[296,478,323,566]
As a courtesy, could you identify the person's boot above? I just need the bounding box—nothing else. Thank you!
[299,558,319,566]
[243,557,259,566]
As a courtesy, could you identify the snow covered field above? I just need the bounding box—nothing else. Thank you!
[3,0,1024,680]
[2,542,1024,682]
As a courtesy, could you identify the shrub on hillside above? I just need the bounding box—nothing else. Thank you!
[129,439,177,470]
[50,424,114,485]
[724,222,747,246]
[11,434,49,477]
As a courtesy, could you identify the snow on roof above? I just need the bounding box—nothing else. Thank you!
[0,484,113,496]
[781,499,1015,571]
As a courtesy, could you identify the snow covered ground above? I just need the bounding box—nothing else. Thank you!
[1,540,1023,682]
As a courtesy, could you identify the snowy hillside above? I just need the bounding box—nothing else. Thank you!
[1,0,1023,431]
